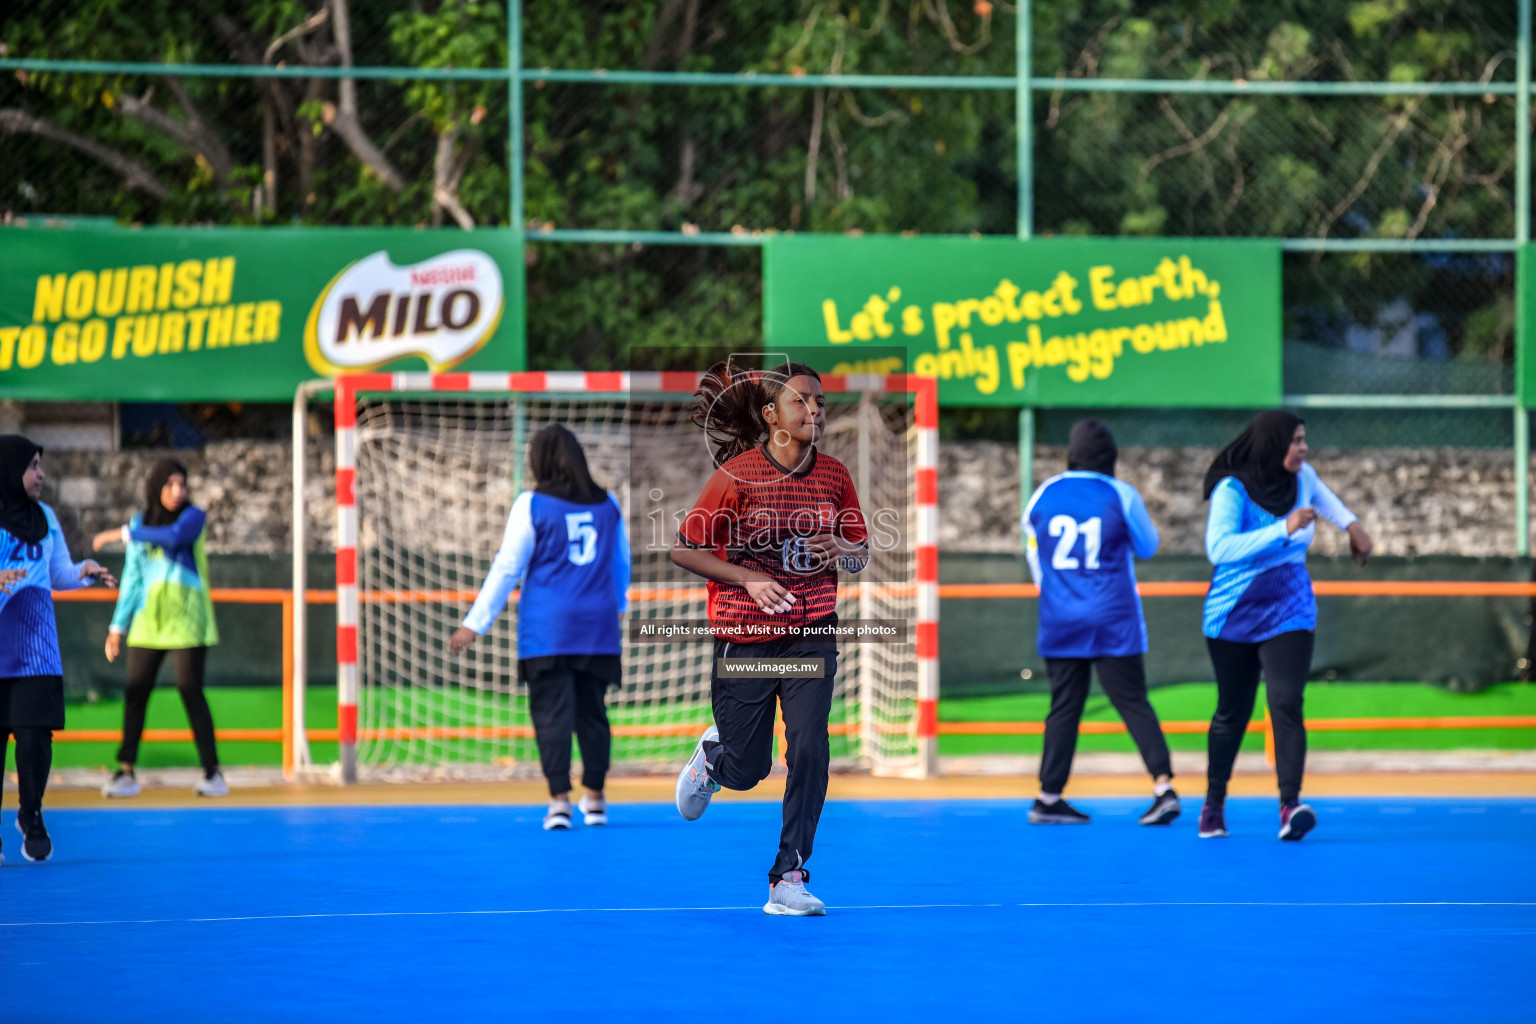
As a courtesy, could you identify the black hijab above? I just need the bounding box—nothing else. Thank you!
[1066,419,1118,476]
[0,435,47,545]
[528,425,605,504]
[1202,411,1304,517]
[143,457,190,527]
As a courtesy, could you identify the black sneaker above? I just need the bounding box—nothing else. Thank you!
[1279,800,1316,842]
[1198,799,1229,838]
[1138,789,1182,826]
[16,811,52,862]
[1028,798,1091,824]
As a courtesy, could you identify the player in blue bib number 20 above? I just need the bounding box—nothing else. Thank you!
[1023,420,1179,828]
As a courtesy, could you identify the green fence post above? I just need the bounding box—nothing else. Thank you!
[1019,406,1034,554]
[1517,0,1531,557]
[1016,1,1033,241]
[1016,3,1034,554]
[1517,409,1529,558]
[509,0,528,371]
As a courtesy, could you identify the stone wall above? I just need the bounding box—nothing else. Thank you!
[942,443,1517,556]
[43,441,334,556]
[38,440,1522,558]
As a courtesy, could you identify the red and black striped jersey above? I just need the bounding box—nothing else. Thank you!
[678,445,867,642]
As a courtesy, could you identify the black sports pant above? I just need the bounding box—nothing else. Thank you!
[526,664,612,798]
[1205,630,1314,806]
[703,636,836,886]
[1040,655,1173,794]
[119,646,220,775]
[1,728,51,819]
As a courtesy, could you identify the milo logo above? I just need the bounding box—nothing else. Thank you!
[303,249,503,374]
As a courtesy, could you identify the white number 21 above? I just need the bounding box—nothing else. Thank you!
[565,512,598,566]
[1048,515,1102,570]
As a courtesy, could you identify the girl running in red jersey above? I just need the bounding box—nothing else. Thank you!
[671,360,870,916]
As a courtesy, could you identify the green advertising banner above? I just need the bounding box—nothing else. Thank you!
[0,227,523,401]
[764,235,1282,407]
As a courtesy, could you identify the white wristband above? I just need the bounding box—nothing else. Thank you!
[120,525,131,544]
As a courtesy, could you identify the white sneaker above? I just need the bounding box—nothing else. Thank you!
[578,793,607,826]
[194,771,229,797]
[102,770,140,799]
[675,725,721,821]
[764,870,826,916]
[543,800,573,831]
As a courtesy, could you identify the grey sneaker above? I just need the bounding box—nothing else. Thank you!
[102,769,140,799]
[764,870,826,916]
[194,771,229,797]
[675,725,721,821]
[1138,789,1182,826]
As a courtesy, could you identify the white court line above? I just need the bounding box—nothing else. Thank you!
[2,902,1532,928]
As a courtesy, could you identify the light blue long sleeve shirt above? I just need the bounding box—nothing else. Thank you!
[1203,462,1356,642]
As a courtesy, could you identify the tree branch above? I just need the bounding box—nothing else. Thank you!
[1139,98,1237,184]
[641,0,691,70]
[328,0,406,192]
[164,77,238,181]
[266,6,331,62]
[432,116,474,230]
[0,108,171,199]
[804,87,825,206]
[115,85,233,184]
[1315,98,1421,242]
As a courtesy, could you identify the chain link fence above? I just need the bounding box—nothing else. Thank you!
[1,0,1530,550]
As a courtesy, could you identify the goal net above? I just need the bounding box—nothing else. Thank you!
[328,372,933,781]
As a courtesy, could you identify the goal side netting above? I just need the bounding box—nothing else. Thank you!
[327,373,935,781]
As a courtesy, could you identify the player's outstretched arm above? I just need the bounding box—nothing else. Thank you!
[453,493,536,652]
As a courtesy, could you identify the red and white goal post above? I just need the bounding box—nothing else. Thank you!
[305,370,937,782]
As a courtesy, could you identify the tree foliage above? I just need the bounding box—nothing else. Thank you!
[0,0,1525,371]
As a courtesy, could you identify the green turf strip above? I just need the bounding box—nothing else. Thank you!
[13,682,1535,772]
[937,681,1536,756]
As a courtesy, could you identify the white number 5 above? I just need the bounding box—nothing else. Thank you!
[1048,515,1101,570]
[565,512,598,565]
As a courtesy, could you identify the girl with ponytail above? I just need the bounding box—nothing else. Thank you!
[671,359,870,916]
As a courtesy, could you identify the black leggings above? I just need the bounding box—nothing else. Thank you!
[703,637,836,886]
[119,646,220,775]
[1205,630,1314,805]
[1040,655,1173,794]
[1,728,52,818]
[527,666,612,798]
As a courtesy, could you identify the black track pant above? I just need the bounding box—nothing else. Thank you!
[527,664,612,798]
[1205,630,1314,805]
[1040,655,1173,794]
[119,646,219,775]
[1,728,51,819]
[703,637,836,886]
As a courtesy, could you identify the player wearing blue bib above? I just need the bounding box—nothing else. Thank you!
[0,436,117,863]
[1023,421,1178,827]
[1197,412,1373,842]
[449,425,630,831]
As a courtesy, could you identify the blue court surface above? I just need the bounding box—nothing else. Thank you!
[2,797,1533,1023]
